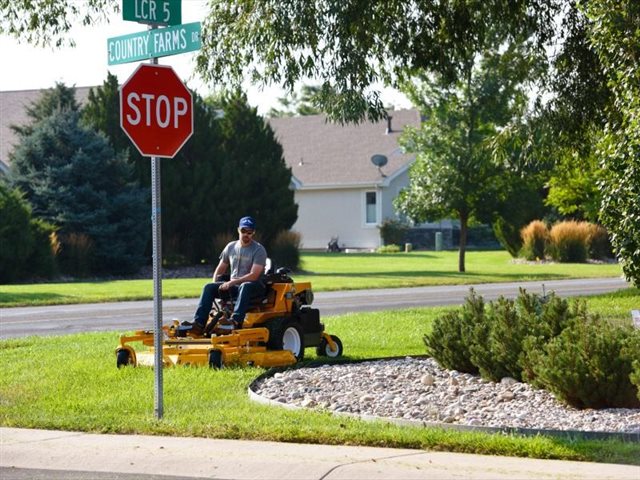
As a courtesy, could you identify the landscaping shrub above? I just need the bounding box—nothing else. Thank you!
[526,309,640,409]
[0,184,56,282]
[468,290,574,382]
[625,333,640,402]
[27,218,57,279]
[520,220,548,260]
[547,221,590,263]
[423,290,483,374]
[55,232,95,277]
[376,244,402,253]
[378,218,409,246]
[269,230,301,271]
[586,223,613,260]
[425,289,640,409]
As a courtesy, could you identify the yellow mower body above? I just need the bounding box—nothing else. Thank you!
[116,271,343,369]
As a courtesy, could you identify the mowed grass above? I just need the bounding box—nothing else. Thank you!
[1,290,638,465]
[0,251,623,307]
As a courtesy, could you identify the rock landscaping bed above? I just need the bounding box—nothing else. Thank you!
[253,357,640,437]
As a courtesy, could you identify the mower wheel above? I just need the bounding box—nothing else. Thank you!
[116,349,132,368]
[208,349,223,369]
[316,335,343,358]
[268,320,305,361]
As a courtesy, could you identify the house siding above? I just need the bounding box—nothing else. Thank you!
[293,188,383,250]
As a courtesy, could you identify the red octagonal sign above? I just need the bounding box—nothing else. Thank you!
[120,64,193,158]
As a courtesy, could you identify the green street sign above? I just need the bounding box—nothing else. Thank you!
[107,22,201,65]
[123,0,181,26]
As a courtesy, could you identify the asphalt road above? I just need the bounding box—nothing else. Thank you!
[0,277,630,339]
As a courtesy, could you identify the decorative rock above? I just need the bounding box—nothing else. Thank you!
[500,377,518,386]
[421,374,435,386]
[253,358,639,434]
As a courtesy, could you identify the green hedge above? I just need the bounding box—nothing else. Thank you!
[425,289,640,409]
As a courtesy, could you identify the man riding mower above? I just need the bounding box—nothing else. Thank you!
[116,266,343,368]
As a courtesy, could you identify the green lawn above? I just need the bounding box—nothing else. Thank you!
[0,251,623,307]
[1,290,638,465]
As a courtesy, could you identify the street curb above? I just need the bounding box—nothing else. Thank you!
[248,356,640,443]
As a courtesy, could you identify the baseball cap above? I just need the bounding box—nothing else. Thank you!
[238,216,256,230]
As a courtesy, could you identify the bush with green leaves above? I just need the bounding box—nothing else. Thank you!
[467,290,574,382]
[526,310,640,409]
[0,184,56,282]
[269,230,301,272]
[425,289,640,409]
[423,290,483,374]
[9,109,149,275]
[378,218,409,246]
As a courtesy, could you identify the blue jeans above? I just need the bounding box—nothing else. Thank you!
[193,281,266,327]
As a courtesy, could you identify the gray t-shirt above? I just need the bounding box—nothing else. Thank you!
[220,240,267,279]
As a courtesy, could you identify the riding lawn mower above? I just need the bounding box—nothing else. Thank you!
[115,268,343,369]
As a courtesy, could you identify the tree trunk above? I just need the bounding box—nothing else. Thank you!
[458,212,468,273]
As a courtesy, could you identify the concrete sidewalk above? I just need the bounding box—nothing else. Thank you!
[1,428,638,480]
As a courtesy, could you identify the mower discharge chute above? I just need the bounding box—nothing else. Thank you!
[116,268,343,369]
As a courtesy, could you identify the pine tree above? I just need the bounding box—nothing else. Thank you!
[9,107,148,275]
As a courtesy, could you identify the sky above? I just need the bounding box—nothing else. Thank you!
[0,0,411,116]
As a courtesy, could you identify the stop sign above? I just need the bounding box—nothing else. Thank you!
[120,64,193,158]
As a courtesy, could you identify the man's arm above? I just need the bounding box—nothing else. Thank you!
[221,263,264,289]
[212,259,229,281]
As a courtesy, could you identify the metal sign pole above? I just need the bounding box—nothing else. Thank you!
[149,38,164,420]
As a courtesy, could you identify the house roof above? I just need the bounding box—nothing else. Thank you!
[1,87,420,188]
[268,109,420,188]
[0,87,92,171]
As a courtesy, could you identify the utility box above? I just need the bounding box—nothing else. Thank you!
[435,232,443,251]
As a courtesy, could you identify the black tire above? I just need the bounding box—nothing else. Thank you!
[116,349,131,368]
[316,335,343,358]
[267,320,305,361]
[209,349,223,369]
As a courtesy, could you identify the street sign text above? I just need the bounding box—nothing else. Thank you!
[123,0,182,26]
[120,64,194,158]
[107,21,201,65]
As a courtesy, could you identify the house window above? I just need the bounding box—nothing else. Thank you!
[365,191,377,224]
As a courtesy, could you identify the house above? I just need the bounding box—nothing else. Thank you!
[1,88,454,250]
[0,87,92,174]
[269,110,427,250]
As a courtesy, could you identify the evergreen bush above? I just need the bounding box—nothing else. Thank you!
[0,184,34,282]
[520,220,548,260]
[269,230,301,271]
[526,309,640,409]
[10,109,149,275]
[423,290,483,374]
[0,184,56,282]
[625,333,640,403]
[547,221,589,262]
